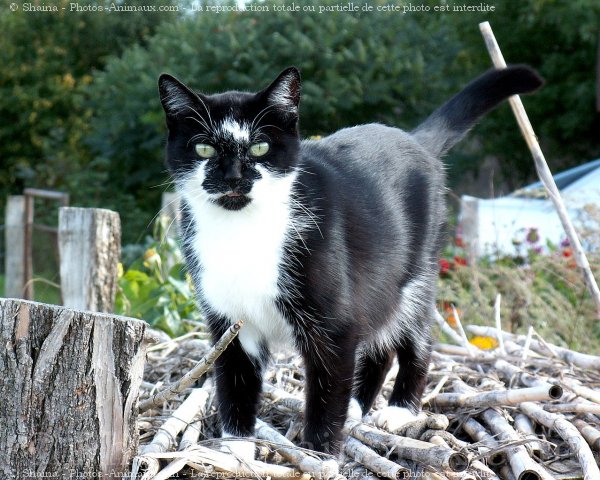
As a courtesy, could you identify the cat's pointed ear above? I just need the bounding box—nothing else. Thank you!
[158,73,202,118]
[260,67,301,114]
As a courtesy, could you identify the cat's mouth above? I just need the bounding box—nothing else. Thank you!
[214,191,251,210]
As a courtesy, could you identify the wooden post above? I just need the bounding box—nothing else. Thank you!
[0,298,149,477]
[59,207,121,313]
[161,191,181,239]
[480,21,600,319]
[459,196,480,257]
[23,194,34,299]
[4,196,26,298]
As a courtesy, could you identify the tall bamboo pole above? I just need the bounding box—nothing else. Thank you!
[479,21,600,318]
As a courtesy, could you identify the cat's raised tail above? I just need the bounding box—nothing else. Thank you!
[412,65,543,157]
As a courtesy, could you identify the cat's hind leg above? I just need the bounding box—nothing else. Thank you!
[372,325,432,433]
[352,348,394,417]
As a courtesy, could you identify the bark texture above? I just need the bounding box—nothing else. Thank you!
[0,299,147,479]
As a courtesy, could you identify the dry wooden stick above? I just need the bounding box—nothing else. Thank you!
[494,293,506,355]
[145,446,314,480]
[429,383,560,409]
[428,435,495,480]
[141,387,211,454]
[434,310,469,348]
[432,344,493,361]
[557,378,600,405]
[263,382,305,412]
[480,20,600,319]
[544,402,600,415]
[347,422,469,473]
[450,306,475,357]
[480,408,553,480]
[421,375,450,404]
[139,320,243,412]
[151,380,215,480]
[495,357,600,411]
[513,413,543,458]
[344,436,410,480]
[519,401,600,480]
[255,419,340,480]
[461,418,506,467]
[131,387,211,480]
[520,326,534,362]
[572,419,600,451]
[493,359,564,398]
[452,379,550,480]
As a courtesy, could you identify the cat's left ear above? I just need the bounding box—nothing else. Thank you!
[259,67,301,115]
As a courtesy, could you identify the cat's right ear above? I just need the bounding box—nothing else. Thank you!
[259,67,301,116]
[158,74,201,119]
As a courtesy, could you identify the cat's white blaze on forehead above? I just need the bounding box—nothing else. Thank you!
[218,116,251,143]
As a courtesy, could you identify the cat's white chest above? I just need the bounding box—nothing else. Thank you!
[182,169,297,358]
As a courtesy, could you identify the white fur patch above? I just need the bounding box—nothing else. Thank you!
[218,116,251,143]
[372,406,425,433]
[367,275,433,358]
[221,431,256,461]
[347,398,363,423]
[181,163,299,358]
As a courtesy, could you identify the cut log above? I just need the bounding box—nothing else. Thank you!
[0,298,148,478]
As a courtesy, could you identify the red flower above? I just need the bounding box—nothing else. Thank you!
[562,248,572,258]
[439,258,451,275]
[454,255,467,266]
[455,236,465,248]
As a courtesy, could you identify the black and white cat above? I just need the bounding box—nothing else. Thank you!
[158,65,542,456]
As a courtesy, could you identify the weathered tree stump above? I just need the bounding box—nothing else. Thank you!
[0,298,149,478]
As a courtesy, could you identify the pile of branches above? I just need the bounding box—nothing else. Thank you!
[131,317,600,480]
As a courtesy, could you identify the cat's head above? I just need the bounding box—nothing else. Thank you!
[158,68,301,211]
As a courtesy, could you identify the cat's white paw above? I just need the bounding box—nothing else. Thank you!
[372,406,425,433]
[347,398,363,423]
[221,432,256,462]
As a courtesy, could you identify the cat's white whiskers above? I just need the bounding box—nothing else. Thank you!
[249,104,277,132]
[190,101,216,132]
[185,115,212,133]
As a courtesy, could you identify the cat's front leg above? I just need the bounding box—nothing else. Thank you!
[208,314,264,461]
[301,335,357,455]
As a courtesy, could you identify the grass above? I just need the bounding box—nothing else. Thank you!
[0,273,61,305]
[437,251,600,354]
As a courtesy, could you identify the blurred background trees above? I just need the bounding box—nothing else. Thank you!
[1,0,598,243]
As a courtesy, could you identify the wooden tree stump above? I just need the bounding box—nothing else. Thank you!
[0,298,149,478]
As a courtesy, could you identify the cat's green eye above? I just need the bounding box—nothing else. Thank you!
[195,143,216,158]
[249,142,269,157]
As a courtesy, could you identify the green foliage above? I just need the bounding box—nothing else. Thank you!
[80,1,471,240]
[115,216,202,337]
[1,0,598,243]
[444,0,600,188]
[0,0,181,239]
